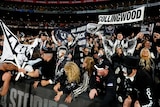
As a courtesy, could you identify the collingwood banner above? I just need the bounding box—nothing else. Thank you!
[0,20,35,67]
[98,6,145,24]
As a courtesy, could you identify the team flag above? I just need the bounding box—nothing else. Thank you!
[0,20,35,80]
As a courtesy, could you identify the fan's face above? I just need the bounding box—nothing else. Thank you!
[57,50,66,59]
[141,49,149,57]
[117,34,123,40]
[97,68,109,77]
[41,35,47,41]
[98,49,104,57]
[139,32,144,39]
[116,48,122,54]
[144,41,151,48]
[67,35,73,42]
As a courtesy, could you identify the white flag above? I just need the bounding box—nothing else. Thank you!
[86,23,102,34]
[0,20,34,67]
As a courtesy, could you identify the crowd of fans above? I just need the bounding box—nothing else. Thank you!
[0,27,160,107]
[0,0,160,107]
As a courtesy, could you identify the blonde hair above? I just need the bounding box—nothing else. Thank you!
[140,48,151,59]
[139,48,153,71]
[84,56,95,77]
[64,61,80,83]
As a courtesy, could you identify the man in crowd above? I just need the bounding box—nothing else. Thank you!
[116,56,154,107]
[89,48,116,107]
[19,47,56,88]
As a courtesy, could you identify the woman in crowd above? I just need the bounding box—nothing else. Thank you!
[65,56,95,103]
[139,47,155,81]
[53,61,81,102]
[111,44,124,71]
[143,40,155,58]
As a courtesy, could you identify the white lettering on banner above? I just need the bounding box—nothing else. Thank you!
[74,32,85,39]
[5,88,68,107]
[8,34,31,55]
[24,93,30,107]
[71,25,86,33]
[33,96,43,107]
[71,25,87,47]
[17,90,24,107]
[9,88,17,107]
[71,28,76,33]
[7,33,31,65]
[74,32,86,46]
[76,26,86,32]
[98,6,145,24]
